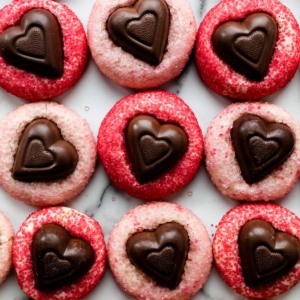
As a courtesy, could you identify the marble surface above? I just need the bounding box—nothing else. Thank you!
[0,0,300,299]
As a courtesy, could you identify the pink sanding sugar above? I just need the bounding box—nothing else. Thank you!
[213,203,300,299]
[13,206,106,300]
[108,201,212,300]
[0,211,14,286]
[88,0,196,89]
[98,90,203,200]
[196,0,300,100]
[0,101,97,206]
[0,0,88,100]
[205,102,300,201]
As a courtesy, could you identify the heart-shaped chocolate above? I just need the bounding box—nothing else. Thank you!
[126,115,188,183]
[32,224,95,291]
[239,219,299,287]
[230,114,294,184]
[212,13,277,81]
[107,0,169,66]
[0,9,63,77]
[126,222,189,289]
[13,118,78,182]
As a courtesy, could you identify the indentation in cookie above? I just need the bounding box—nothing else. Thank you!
[249,136,279,166]
[146,246,175,275]
[140,135,170,165]
[126,115,188,183]
[107,0,169,66]
[126,222,189,289]
[235,30,265,63]
[230,114,294,184]
[43,252,73,279]
[15,26,45,57]
[238,219,299,287]
[13,118,78,182]
[33,224,95,291]
[254,245,284,275]
[24,139,55,167]
[212,12,277,81]
[0,9,63,77]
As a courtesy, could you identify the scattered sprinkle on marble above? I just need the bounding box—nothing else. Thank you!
[85,106,90,111]
[188,191,193,196]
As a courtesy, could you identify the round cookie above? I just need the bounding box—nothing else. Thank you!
[0,101,97,206]
[0,0,88,100]
[0,211,14,286]
[88,0,196,89]
[205,102,300,201]
[13,206,106,300]
[108,201,212,300]
[98,90,203,200]
[195,0,300,100]
[213,203,300,299]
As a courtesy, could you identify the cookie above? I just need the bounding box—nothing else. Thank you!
[88,0,196,89]
[13,206,106,300]
[0,101,97,206]
[0,211,14,286]
[0,0,88,100]
[98,90,203,199]
[108,201,212,300]
[204,102,300,201]
[195,0,300,100]
[213,203,300,299]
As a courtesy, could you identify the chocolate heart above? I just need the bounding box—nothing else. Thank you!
[126,115,188,183]
[239,219,299,287]
[126,222,189,289]
[0,9,63,77]
[13,118,78,182]
[230,114,294,184]
[107,0,169,66]
[212,13,277,81]
[33,224,95,291]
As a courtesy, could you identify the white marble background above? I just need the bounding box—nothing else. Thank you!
[0,0,300,299]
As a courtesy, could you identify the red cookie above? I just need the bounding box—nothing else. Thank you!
[0,0,87,100]
[13,206,106,300]
[196,0,300,100]
[213,203,300,299]
[98,90,203,199]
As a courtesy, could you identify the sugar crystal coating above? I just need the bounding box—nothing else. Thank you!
[213,203,300,299]
[196,0,300,99]
[108,201,212,300]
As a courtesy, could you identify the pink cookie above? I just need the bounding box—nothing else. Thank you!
[13,206,106,300]
[196,0,300,100]
[88,0,196,89]
[0,211,14,286]
[98,90,203,199]
[0,101,97,206]
[108,201,212,300]
[0,0,87,100]
[205,102,300,201]
[213,203,300,299]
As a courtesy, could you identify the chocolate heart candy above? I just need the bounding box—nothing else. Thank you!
[107,0,169,66]
[0,9,63,77]
[230,114,294,184]
[32,224,95,291]
[212,13,277,81]
[13,118,78,182]
[126,222,189,289]
[126,115,188,183]
[239,219,299,287]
